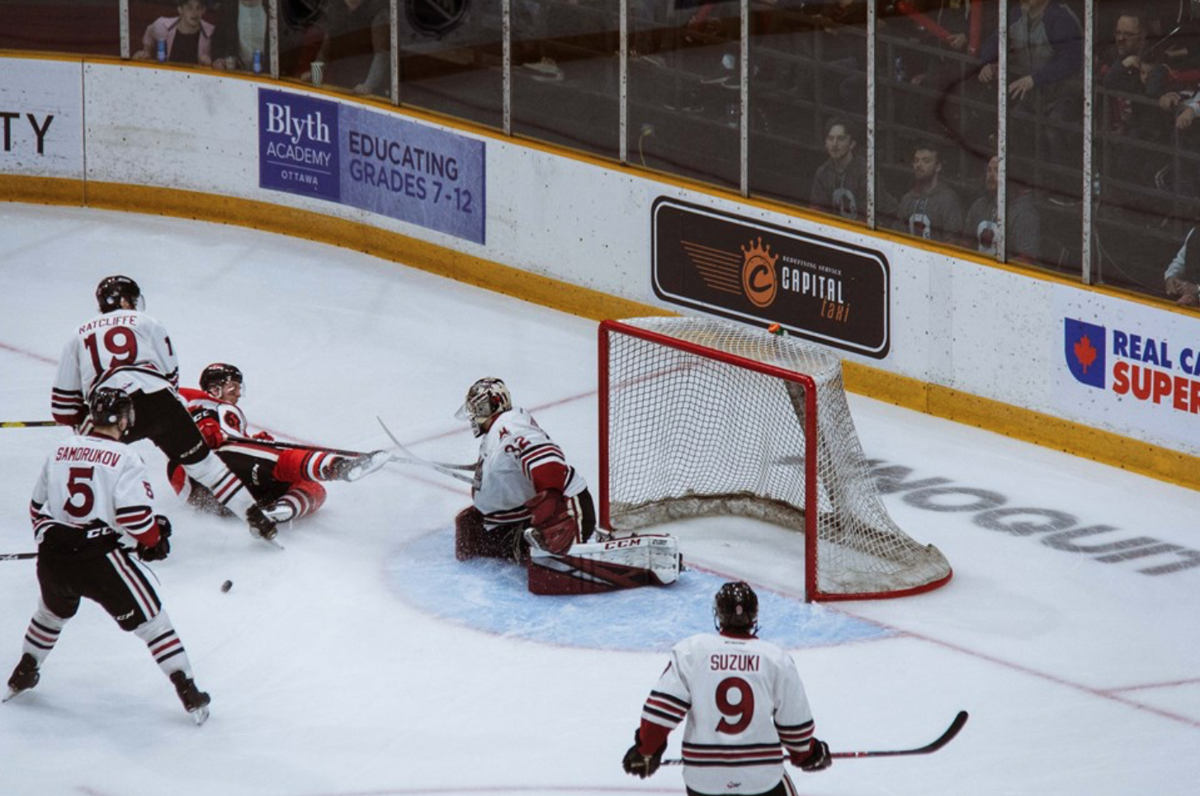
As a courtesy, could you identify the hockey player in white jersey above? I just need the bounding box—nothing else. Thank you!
[4,388,212,724]
[623,581,831,794]
[453,377,681,594]
[454,377,596,560]
[50,275,277,541]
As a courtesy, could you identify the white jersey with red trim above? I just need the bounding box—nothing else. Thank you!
[640,632,816,795]
[472,407,586,529]
[51,310,180,425]
[179,387,250,439]
[30,433,158,545]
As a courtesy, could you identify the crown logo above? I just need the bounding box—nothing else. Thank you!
[741,237,779,308]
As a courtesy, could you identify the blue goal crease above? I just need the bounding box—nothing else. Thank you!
[385,529,894,652]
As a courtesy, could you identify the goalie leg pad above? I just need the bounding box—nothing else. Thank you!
[526,534,682,595]
[455,507,522,561]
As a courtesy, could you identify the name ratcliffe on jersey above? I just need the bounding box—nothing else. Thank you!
[641,632,817,795]
[30,433,158,547]
[472,407,586,529]
[51,309,180,425]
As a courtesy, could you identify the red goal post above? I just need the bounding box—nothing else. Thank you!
[598,317,952,602]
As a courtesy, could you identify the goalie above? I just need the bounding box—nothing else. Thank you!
[453,377,680,594]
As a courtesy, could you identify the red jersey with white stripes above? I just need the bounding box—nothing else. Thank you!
[472,407,586,529]
[30,432,162,550]
[51,309,180,427]
[178,386,250,442]
[639,632,816,795]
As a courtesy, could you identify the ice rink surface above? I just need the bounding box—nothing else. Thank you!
[1,204,1197,796]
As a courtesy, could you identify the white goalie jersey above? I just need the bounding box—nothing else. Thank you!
[472,407,586,529]
[641,632,816,795]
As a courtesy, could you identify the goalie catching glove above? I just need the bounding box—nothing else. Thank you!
[523,488,576,555]
[622,730,665,779]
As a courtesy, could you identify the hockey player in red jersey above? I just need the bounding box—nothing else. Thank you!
[5,388,212,724]
[453,377,597,561]
[168,363,390,523]
[623,581,831,794]
[50,276,278,542]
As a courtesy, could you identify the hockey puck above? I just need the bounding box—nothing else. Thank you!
[221,580,233,593]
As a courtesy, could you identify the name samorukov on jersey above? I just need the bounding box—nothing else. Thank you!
[51,309,180,427]
[640,632,816,795]
[473,407,586,529]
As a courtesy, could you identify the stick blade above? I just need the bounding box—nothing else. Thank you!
[830,710,968,759]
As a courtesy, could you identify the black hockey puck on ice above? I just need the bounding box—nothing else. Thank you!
[221,580,233,593]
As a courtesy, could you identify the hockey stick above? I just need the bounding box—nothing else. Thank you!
[662,711,968,765]
[0,552,37,561]
[223,436,369,458]
[375,417,477,485]
[1,420,60,429]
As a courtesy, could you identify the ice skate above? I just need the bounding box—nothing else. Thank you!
[4,653,40,702]
[328,450,391,482]
[245,505,279,543]
[170,670,211,726]
[260,499,297,523]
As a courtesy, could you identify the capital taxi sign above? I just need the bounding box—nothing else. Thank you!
[652,198,890,358]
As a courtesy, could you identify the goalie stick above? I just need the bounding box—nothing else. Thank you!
[662,710,968,765]
[375,417,477,485]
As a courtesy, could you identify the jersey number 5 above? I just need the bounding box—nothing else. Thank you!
[714,676,755,734]
[65,466,95,518]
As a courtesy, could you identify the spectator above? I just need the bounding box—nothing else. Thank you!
[809,117,897,221]
[897,141,964,243]
[1164,225,1200,306]
[307,0,391,95]
[963,154,1040,260]
[211,0,270,73]
[135,0,215,66]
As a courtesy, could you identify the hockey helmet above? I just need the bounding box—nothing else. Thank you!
[95,275,145,313]
[456,377,512,437]
[89,387,135,428]
[200,363,244,395]
[714,581,759,634]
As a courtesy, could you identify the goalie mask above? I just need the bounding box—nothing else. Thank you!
[96,275,145,313]
[89,387,135,428]
[456,378,512,437]
[714,581,759,635]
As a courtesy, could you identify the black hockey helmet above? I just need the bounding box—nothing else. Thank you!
[95,275,144,313]
[455,377,512,437]
[89,387,135,428]
[714,581,759,634]
[200,363,244,394]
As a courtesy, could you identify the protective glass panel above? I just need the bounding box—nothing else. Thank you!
[397,0,503,129]
[627,0,742,189]
[1091,0,1200,301]
[0,0,121,55]
[511,0,619,159]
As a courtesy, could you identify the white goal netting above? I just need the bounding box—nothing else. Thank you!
[602,317,951,600]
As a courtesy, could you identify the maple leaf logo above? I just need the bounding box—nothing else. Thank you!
[1074,335,1097,373]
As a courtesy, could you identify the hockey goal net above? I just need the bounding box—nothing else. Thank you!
[598,317,951,602]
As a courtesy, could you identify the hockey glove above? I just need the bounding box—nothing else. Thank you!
[137,516,173,562]
[796,738,831,772]
[525,489,575,554]
[197,419,226,449]
[622,731,665,779]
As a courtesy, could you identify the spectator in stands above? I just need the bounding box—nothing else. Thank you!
[1164,225,1200,306]
[963,154,1040,261]
[306,0,390,96]
[135,0,214,66]
[897,141,964,244]
[809,118,897,221]
[978,0,1083,192]
[211,0,269,73]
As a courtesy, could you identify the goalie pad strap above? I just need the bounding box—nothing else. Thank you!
[527,534,681,595]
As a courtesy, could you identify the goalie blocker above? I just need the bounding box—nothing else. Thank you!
[455,507,681,595]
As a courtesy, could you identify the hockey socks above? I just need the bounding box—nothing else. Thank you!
[21,599,67,666]
[182,451,256,516]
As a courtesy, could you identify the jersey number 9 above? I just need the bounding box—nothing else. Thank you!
[715,676,755,734]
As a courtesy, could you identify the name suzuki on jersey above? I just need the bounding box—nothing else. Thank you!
[710,653,761,672]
